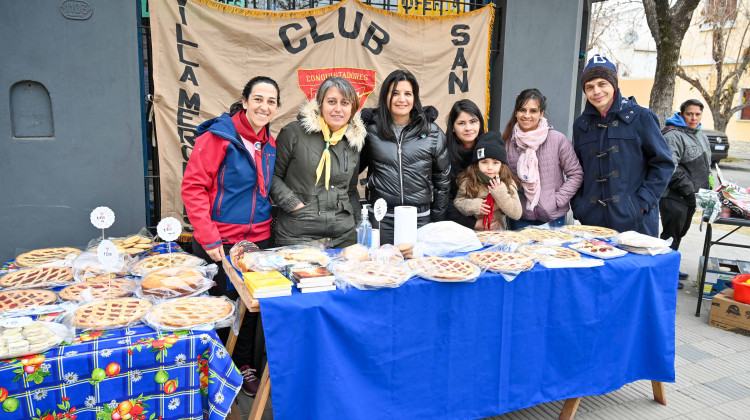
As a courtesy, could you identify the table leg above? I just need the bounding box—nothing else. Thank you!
[226,303,246,356]
[227,401,243,420]
[695,223,713,317]
[559,397,581,420]
[247,362,270,420]
[652,380,666,405]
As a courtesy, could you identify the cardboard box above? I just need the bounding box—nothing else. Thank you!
[709,289,750,337]
[698,257,750,299]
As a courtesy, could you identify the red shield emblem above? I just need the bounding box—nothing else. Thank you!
[298,68,376,111]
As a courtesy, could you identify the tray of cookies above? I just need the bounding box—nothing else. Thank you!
[86,228,156,256]
[144,296,236,331]
[407,257,481,282]
[136,264,218,300]
[0,318,74,359]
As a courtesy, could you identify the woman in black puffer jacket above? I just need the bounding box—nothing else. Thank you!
[360,70,450,245]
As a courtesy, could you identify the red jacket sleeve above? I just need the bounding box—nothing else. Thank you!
[181,132,228,250]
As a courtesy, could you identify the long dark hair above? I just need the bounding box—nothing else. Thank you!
[375,70,430,141]
[501,88,547,142]
[446,99,485,168]
[456,162,522,199]
[229,76,281,116]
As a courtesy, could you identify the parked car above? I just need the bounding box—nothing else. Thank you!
[702,129,730,165]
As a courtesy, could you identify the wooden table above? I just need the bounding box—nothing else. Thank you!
[222,258,270,420]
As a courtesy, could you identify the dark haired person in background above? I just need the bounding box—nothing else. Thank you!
[660,99,711,287]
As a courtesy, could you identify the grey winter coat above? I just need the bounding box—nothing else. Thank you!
[270,100,366,247]
[661,117,711,201]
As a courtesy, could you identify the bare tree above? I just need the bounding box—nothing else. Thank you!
[643,0,702,124]
[677,0,750,132]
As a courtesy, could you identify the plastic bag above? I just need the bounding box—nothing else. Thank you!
[338,244,371,261]
[13,247,82,269]
[561,225,619,240]
[0,317,75,359]
[136,264,218,300]
[129,252,206,276]
[65,297,153,331]
[719,186,750,220]
[0,265,75,290]
[229,240,262,272]
[411,221,483,257]
[697,188,720,224]
[515,244,601,269]
[143,295,237,332]
[466,249,535,282]
[72,250,131,281]
[612,231,672,255]
[331,260,412,290]
[518,227,576,245]
[274,244,330,265]
[0,289,76,317]
[87,227,156,255]
[567,239,627,259]
[58,277,139,303]
[406,256,481,282]
[475,230,533,247]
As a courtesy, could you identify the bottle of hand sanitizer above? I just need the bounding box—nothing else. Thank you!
[357,205,372,247]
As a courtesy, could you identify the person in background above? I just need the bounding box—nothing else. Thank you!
[454,132,523,231]
[270,76,365,248]
[503,88,583,229]
[572,54,674,237]
[182,76,280,396]
[360,69,450,245]
[445,99,489,229]
[659,99,711,287]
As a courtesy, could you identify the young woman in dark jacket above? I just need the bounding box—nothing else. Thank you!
[360,70,451,245]
[445,99,487,230]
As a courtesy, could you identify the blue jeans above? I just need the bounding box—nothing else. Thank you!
[508,215,566,230]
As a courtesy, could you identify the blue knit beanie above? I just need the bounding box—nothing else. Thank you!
[581,54,618,92]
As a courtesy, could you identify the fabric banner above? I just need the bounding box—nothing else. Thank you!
[150,0,494,230]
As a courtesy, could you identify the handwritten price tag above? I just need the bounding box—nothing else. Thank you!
[0,316,33,328]
[90,206,115,229]
[374,198,387,222]
[97,240,119,267]
[157,217,182,242]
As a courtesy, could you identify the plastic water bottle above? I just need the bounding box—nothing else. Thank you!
[357,205,372,247]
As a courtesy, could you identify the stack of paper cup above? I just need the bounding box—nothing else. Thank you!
[393,206,418,246]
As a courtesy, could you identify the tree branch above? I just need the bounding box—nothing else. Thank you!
[676,66,713,104]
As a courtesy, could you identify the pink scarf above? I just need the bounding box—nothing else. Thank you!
[513,117,550,210]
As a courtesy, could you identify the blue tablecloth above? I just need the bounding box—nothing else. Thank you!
[259,251,680,420]
[0,325,241,420]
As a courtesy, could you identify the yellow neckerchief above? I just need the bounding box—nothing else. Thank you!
[315,115,348,189]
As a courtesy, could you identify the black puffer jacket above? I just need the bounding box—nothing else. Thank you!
[360,106,450,220]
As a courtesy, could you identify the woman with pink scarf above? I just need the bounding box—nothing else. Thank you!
[503,89,583,229]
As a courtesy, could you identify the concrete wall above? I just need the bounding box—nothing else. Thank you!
[0,0,146,262]
[490,0,586,139]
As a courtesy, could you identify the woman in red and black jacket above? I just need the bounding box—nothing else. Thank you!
[181,76,280,396]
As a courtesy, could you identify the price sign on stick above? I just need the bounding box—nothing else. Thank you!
[157,217,182,265]
[374,198,387,223]
[97,240,118,269]
[90,206,115,240]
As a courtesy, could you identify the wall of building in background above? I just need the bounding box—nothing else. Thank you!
[0,0,146,262]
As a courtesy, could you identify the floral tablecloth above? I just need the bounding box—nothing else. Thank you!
[0,242,241,420]
[0,325,241,420]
